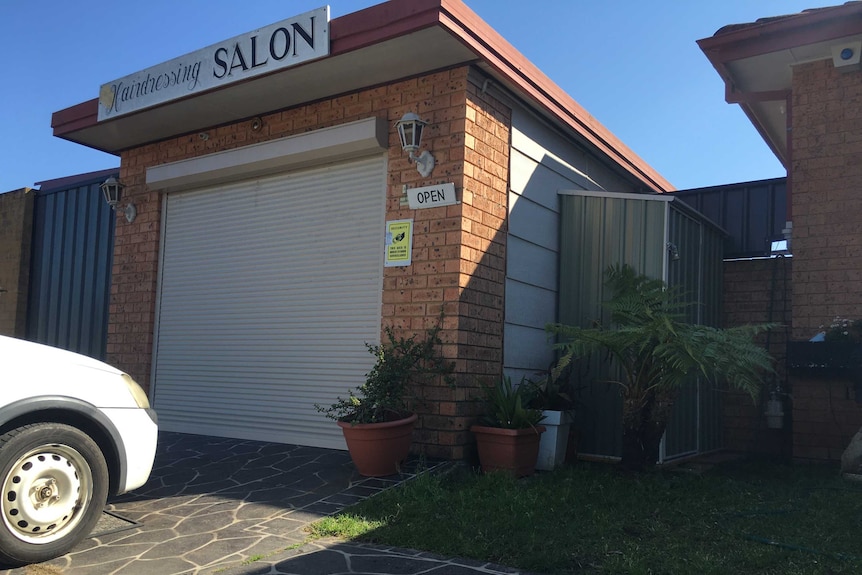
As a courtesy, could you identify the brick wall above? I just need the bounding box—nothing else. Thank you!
[791,59,862,338]
[792,375,862,461]
[787,59,862,461]
[0,189,34,338]
[110,65,509,459]
[722,258,792,457]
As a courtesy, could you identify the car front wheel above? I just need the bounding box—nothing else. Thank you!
[0,423,109,566]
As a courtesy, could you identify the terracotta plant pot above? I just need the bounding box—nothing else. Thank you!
[338,413,418,477]
[471,424,546,477]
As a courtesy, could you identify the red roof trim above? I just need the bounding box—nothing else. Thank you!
[51,99,98,135]
[698,2,862,62]
[330,0,444,53]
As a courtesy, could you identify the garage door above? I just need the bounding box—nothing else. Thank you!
[151,156,386,449]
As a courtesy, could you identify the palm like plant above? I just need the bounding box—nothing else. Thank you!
[548,265,775,472]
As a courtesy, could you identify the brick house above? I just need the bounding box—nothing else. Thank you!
[699,2,862,461]
[48,0,681,460]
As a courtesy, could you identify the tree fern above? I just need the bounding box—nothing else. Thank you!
[547,264,776,471]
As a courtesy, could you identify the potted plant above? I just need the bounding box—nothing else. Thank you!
[547,265,775,472]
[316,324,454,477]
[471,376,546,477]
[523,372,580,471]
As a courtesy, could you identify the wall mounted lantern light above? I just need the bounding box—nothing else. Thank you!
[395,112,435,177]
[100,176,136,223]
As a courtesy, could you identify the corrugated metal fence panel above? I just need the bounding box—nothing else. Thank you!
[559,193,726,461]
[558,193,667,459]
[663,203,726,459]
[673,178,786,258]
[663,206,704,460]
[26,175,116,360]
[699,216,726,453]
[152,157,386,449]
[559,194,667,329]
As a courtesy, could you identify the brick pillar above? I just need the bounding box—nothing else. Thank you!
[788,58,862,461]
[106,162,161,392]
[382,69,512,460]
[791,59,862,337]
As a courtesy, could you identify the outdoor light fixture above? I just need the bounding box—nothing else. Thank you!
[100,176,137,223]
[770,237,791,257]
[395,112,435,177]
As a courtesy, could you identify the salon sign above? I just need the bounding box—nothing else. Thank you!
[98,6,330,121]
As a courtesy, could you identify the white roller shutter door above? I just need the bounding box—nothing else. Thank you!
[152,156,385,449]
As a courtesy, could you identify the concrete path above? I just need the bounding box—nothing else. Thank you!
[1,432,532,575]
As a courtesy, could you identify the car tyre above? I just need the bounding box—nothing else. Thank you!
[0,423,108,566]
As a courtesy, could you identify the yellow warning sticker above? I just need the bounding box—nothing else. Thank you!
[385,219,413,267]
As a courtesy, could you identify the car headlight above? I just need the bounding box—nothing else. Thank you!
[121,373,151,409]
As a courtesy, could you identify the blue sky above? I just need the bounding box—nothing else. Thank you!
[0,0,843,192]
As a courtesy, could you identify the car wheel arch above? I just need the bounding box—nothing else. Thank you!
[0,397,127,496]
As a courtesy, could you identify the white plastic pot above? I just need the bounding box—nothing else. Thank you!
[765,397,784,429]
[536,410,573,470]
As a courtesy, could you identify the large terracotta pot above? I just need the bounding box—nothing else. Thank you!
[338,413,418,477]
[471,424,546,477]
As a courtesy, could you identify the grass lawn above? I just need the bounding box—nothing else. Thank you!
[309,459,862,574]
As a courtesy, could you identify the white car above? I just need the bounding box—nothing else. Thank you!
[0,335,158,566]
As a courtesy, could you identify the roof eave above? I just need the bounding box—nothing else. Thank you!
[698,2,862,168]
[52,0,674,193]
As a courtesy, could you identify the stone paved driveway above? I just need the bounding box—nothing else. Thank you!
[1,431,501,575]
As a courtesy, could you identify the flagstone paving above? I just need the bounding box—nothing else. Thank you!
[0,432,533,575]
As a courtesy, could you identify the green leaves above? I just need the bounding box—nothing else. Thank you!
[548,264,775,399]
[480,376,546,429]
[316,323,455,423]
[547,264,777,470]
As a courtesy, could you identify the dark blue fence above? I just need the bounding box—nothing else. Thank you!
[673,177,787,259]
[27,169,117,360]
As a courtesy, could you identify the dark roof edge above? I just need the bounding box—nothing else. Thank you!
[35,167,119,193]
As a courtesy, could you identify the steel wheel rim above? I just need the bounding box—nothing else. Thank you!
[1,444,93,544]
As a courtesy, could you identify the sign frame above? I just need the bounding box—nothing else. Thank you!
[98,7,330,121]
[407,183,457,210]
